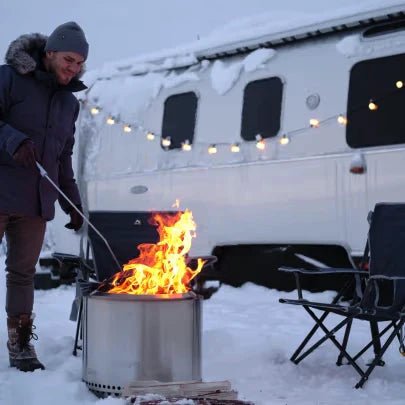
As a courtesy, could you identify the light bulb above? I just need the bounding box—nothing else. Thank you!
[208,145,217,154]
[230,143,240,153]
[182,140,192,151]
[90,106,100,115]
[309,118,320,128]
[123,124,132,133]
[106,116,115,125]
[146,132,155,141]
[256,139,265,150]
[279,134,290,145]
[337,115,347,125]
[161,137,171,147]
[396,80,403,89]
[368,100,378,111]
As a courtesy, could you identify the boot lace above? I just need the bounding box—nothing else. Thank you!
[19,323,38,349]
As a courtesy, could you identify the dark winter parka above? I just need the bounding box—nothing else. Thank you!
[0,33,86,220]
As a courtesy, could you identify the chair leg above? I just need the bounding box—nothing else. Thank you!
[337,318,353,366]
[368,321,385,366]
[295,307,365,378]
[293,315,350,365]
[352,322,394,362]
[290,309,331,363]
[290,281,353,363]
[355,320,405,389]
[73,298,83,356]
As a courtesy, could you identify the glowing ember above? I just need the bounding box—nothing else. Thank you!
[101,210,205,295]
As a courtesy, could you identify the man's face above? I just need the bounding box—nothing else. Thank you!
[45,51,84,85]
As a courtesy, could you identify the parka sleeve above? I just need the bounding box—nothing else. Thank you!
[57,100,82,214]
[0,66,29,155]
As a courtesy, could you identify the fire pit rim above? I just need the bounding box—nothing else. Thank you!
[89,290,199,301]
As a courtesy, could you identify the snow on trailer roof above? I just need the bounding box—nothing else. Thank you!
[88,1,405,82]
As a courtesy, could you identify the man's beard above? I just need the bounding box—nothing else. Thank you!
[47,61,72,85]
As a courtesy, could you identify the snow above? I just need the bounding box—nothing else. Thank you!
[336,34,363,57]
[160,71,200,90]
[77,0,405,167]
[3,3,405,401]
[86,0,405,79]
[87,73,164,122]
[208,48,276,95]
[242,49,276,73]
[2,255,405,404]
[336,31,405,58]
[210,60,243,95]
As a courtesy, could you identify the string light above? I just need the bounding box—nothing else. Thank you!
[279,134,290,145]
[256,140,265,150]
[253,135,265,150]
[368,99,378,111]
[106,116,116,125]
[230,143,240,153]
[208,144,217,154]
[87,79,402,154]
[337,115,348,125]
[161,137,171,148]
[123,124,132,133]
[182,140,192,151]
[146,132,155,141]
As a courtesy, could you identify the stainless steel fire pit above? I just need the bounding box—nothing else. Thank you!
[82,291,202,396]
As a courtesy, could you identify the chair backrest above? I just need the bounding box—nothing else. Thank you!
[369,203,405,279]
[87,211,160,282]
[367,203,405,308]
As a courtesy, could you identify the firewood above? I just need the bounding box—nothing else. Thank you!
[128,399,254,405]
[122,380,249,403]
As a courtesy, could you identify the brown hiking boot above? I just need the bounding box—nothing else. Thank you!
[7,314,45,372]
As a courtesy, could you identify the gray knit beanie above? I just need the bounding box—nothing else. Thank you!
[45,21,89,60]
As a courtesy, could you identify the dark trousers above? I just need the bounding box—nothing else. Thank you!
[0,215,46,317]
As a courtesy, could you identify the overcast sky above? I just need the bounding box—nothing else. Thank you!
[0,0,395,69]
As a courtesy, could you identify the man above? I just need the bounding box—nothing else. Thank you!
[0,21,88,372]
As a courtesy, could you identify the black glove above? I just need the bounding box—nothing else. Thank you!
[13,140,38,168]
[65,205,84,232]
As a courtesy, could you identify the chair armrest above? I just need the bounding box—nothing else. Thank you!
[52,252,84,266]
[76,279,101,297]
[52,252,95,280]
[279,266,367,299]
[278,266,368,275]
[279,298,362,315]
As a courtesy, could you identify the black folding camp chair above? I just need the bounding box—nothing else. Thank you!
[278,203,405,388]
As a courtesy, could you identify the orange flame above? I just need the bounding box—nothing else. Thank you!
[103,210,204,295]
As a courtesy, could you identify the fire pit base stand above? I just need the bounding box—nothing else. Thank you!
[82,292,202,397]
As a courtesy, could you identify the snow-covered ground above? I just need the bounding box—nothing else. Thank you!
[1,257,405,405]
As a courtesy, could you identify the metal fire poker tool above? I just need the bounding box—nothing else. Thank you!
[36,162,121,273]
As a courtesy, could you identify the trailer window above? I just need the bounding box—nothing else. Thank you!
[347,53,405,148]
[241,77,283,141]
[161,92,198,150]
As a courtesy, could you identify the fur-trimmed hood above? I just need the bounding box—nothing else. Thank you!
[5,32,86,84]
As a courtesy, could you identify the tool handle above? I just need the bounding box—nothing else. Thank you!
[36,162,122,274]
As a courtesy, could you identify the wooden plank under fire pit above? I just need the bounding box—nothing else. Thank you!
[128,399,254,405]
[123,380,252,403]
